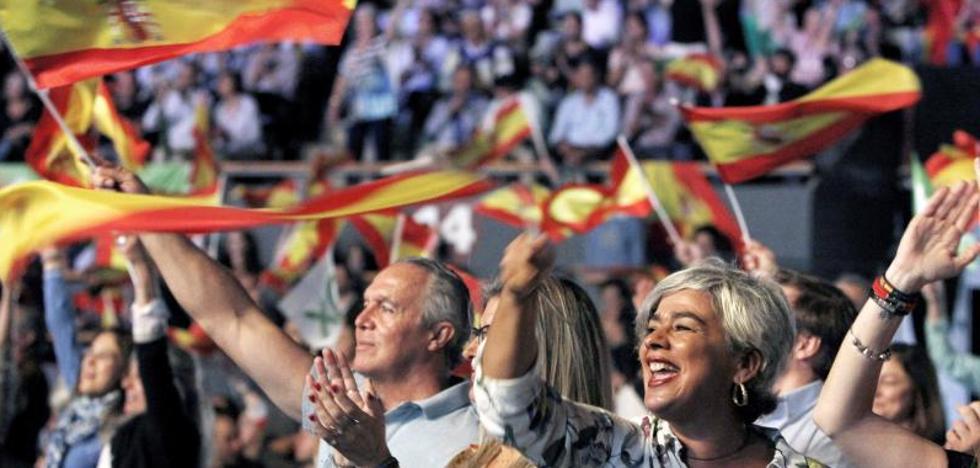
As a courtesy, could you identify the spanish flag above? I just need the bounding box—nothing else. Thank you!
[681,59,921,184]
[1,0,356,89]
[925,130,978,188]
[260,179,339,292]
[452,95,534,168]
[26,79,150,187]
[542,146,740,244]
[189,102,218,197]
[666,54,723,93]
[349,211,439,267]
[233,179,301,209]
[473,182,551,230]
[0,170,492,280]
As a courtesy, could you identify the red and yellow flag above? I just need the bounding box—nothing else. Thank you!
[1,0,356,89]
[666,54,723,93]
[452,96,534,168]
[542,146,740,244]
[349,211,439,268]
[189,102,219,197]
[473,182,551,230]
[26,79,150,187]
[0,170,492,280]
[260,179,340,292]
[925,130,978,188]
[681,59,921,184]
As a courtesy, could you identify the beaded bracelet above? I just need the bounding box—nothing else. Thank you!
[869,275,918,318]
[848,328,892,361]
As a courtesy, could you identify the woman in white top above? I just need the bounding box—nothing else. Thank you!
[213,72,265,160]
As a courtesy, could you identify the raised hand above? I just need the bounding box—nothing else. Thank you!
[499,233,555,300]
[946,402,980,455]
[885,180,980,293]
[306,347,390,467]
[741,240,778,279]
[91,165,150,195]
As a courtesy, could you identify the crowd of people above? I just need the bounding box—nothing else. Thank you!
[1,0,979,167]
[2,163,980,468]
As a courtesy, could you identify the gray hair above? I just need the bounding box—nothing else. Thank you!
[635,258,796,422]
[395,258,472,371]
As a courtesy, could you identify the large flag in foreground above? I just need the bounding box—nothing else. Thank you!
[0,0,355,89]
[0,170,492,280]
[681,59,921,184]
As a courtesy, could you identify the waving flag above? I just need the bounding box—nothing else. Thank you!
[0,0,356,89]
[543,147,740,244]
[452,95,534,168]
[189,102,218,197]
[681,59,921,184]
[474,182,551,229]
[350,211,439,267]
[0,170,492,280]
[925,130,979,188]
[26,79,150,187]
[666,54,723,93]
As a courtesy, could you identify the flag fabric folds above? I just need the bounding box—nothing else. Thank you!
[925,130,978,189]
[451,95,534,168]
[681,59,921,184]
[26,79,150,187]
[0,0,356,89]
[349,211,439,268]
[542,146,740,244]
[666,54,723,93]
[0,170,492,280]
[473,182,552,230]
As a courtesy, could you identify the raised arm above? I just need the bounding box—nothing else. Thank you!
[814,180,980,467]
[482,233,553,379]
[41,248,83,390]
[91,167,312,420]
[923,280,980,393]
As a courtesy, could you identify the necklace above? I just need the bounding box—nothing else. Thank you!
[684,429,751,462]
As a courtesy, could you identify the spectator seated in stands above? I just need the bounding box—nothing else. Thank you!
[213,72,265,160]
[548,60,619,170]
[622,58,681,155]
[423,65,489,155]
[142,62,210,158]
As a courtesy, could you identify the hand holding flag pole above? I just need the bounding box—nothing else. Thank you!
[0,30,95,168]
[616,136,684,246]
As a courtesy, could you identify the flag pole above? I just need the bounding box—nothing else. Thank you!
[722,183,752,244]
[523,94,560,186]
[0,30,96,168]
[616,135,684,246]
[389,213,406,264]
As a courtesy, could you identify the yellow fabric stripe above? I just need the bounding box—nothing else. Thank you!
[798,59,920,102]
[690,112,845,164]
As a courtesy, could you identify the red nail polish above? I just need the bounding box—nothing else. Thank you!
[308,414,316,422]
[313,382,322,392]
[308,394,316,403]
[331,384,341,393]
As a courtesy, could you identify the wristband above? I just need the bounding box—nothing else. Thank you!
[869,275,918,317]
[848,328,892,362]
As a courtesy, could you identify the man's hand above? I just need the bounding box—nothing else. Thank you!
[91,165,150,195]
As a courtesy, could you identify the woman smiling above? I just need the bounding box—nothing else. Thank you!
[473,234,815,467]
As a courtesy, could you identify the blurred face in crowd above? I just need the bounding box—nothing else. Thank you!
[418,9,436,37]
[175,63,196,91]
[768,53,793,79]
[5,97,28,121]
[217,73,237,99]
[353,263,434,380]
[355,8,377,40]
[460,12,483,43]
[640,290,745,421]
[78,331,126,396]
[626,14,648,43]
[121,358,147,415]
[573,63,598,93]
[211,414,241,467]
[693,231,720,258]
[4,72,25,100]
[561,14,582,40]
[452,67,474,95]
[873,358,916,424]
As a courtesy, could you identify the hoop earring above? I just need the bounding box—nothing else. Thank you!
[732,382,749,407]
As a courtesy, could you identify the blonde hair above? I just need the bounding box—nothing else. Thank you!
[636,258,796,422]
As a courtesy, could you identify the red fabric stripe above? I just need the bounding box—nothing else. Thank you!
[681,92,921,124]
[671,163,742,249]
[349,216,391,268]
[713,114,868,183]
[925,152,956,178]
[26,2,351,88]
